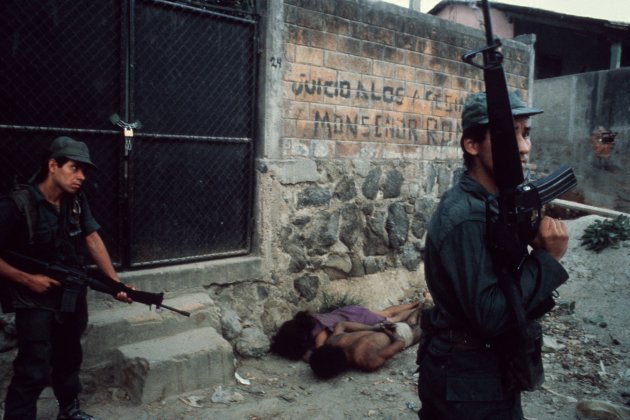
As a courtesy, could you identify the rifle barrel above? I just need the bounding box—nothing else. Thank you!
[481,0,494,45]
[158,303,191,317]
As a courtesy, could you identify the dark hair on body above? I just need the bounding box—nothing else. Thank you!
[270,311,317,360]
[460,123,488,169]
[309,344,351,379]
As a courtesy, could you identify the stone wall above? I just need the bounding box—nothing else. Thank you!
[253,0,536,316]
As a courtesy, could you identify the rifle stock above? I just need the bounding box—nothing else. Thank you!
[2,250,190,317]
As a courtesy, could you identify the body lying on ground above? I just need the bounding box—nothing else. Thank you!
[270,300,427,362]
[309,306,424,379]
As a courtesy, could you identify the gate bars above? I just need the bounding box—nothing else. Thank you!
[0,0,259,268]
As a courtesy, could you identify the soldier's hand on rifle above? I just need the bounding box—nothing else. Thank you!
[112,279,134,304]
[531,216,569,261]
[26,274,61,294]
[115,286,134,304]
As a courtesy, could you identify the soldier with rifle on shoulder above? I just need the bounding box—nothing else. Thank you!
[416,90,570,420]
[416,0,578,417]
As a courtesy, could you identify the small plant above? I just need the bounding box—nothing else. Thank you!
[318,292,362,313]
[581,215,630,253]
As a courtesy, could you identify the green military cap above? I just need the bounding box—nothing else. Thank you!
[461,91,543,131]
[49,136,96,168]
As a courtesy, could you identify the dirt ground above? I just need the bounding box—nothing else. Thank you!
[14,215,630,419]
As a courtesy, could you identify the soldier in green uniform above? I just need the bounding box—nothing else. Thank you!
[417,92,570,419]
[0,137,129,420]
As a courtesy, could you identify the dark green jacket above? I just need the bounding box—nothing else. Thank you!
[424,173,568,337]
[419,173,568,415]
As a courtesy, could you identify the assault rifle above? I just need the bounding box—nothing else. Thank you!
[462,0,577,284]
[2,250,190,317]
[462,0,577,391]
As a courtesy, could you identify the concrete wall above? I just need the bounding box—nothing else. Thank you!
[531,68,630,213]
[249,0,535,324]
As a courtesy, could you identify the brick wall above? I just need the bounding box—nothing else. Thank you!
[281,0,531,160]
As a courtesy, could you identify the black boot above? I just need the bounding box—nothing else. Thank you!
[57,398,95,420]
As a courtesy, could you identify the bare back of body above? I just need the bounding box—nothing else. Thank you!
[327,330,404,372]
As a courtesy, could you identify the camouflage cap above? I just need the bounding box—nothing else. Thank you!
[49,136,96,168]
[461,91,543,131]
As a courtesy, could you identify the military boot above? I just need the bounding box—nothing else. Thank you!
[57,398,95,420]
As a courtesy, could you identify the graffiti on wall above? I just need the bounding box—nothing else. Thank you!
[313,110,419,142]
[289,74,464,145]
[426,117,458,146]
[291,78,405,104]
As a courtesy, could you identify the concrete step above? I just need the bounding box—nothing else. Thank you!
[115,327,234,404]
[80,292,235,404]
[83,292,221,370]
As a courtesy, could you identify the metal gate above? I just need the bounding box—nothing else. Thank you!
[0,0,258,268]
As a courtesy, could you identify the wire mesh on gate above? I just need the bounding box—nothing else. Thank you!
[0,0,258,268]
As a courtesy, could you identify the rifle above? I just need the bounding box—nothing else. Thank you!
[2,250,190,317]
[462,0,577,300]
[462,0,577,391]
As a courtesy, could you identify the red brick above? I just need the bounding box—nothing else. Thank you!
[309,30,338,51]
[336,141,361,158]
[405,51,425,67]
[285,100,310,120]
[360,142,382,159]
[395,65,416,82]
[373,60,397,78]
[415,69,433,84]
[284,63,311,82]
[295,45,324,65]
[325,51,371,73]
[382,144,404,159]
